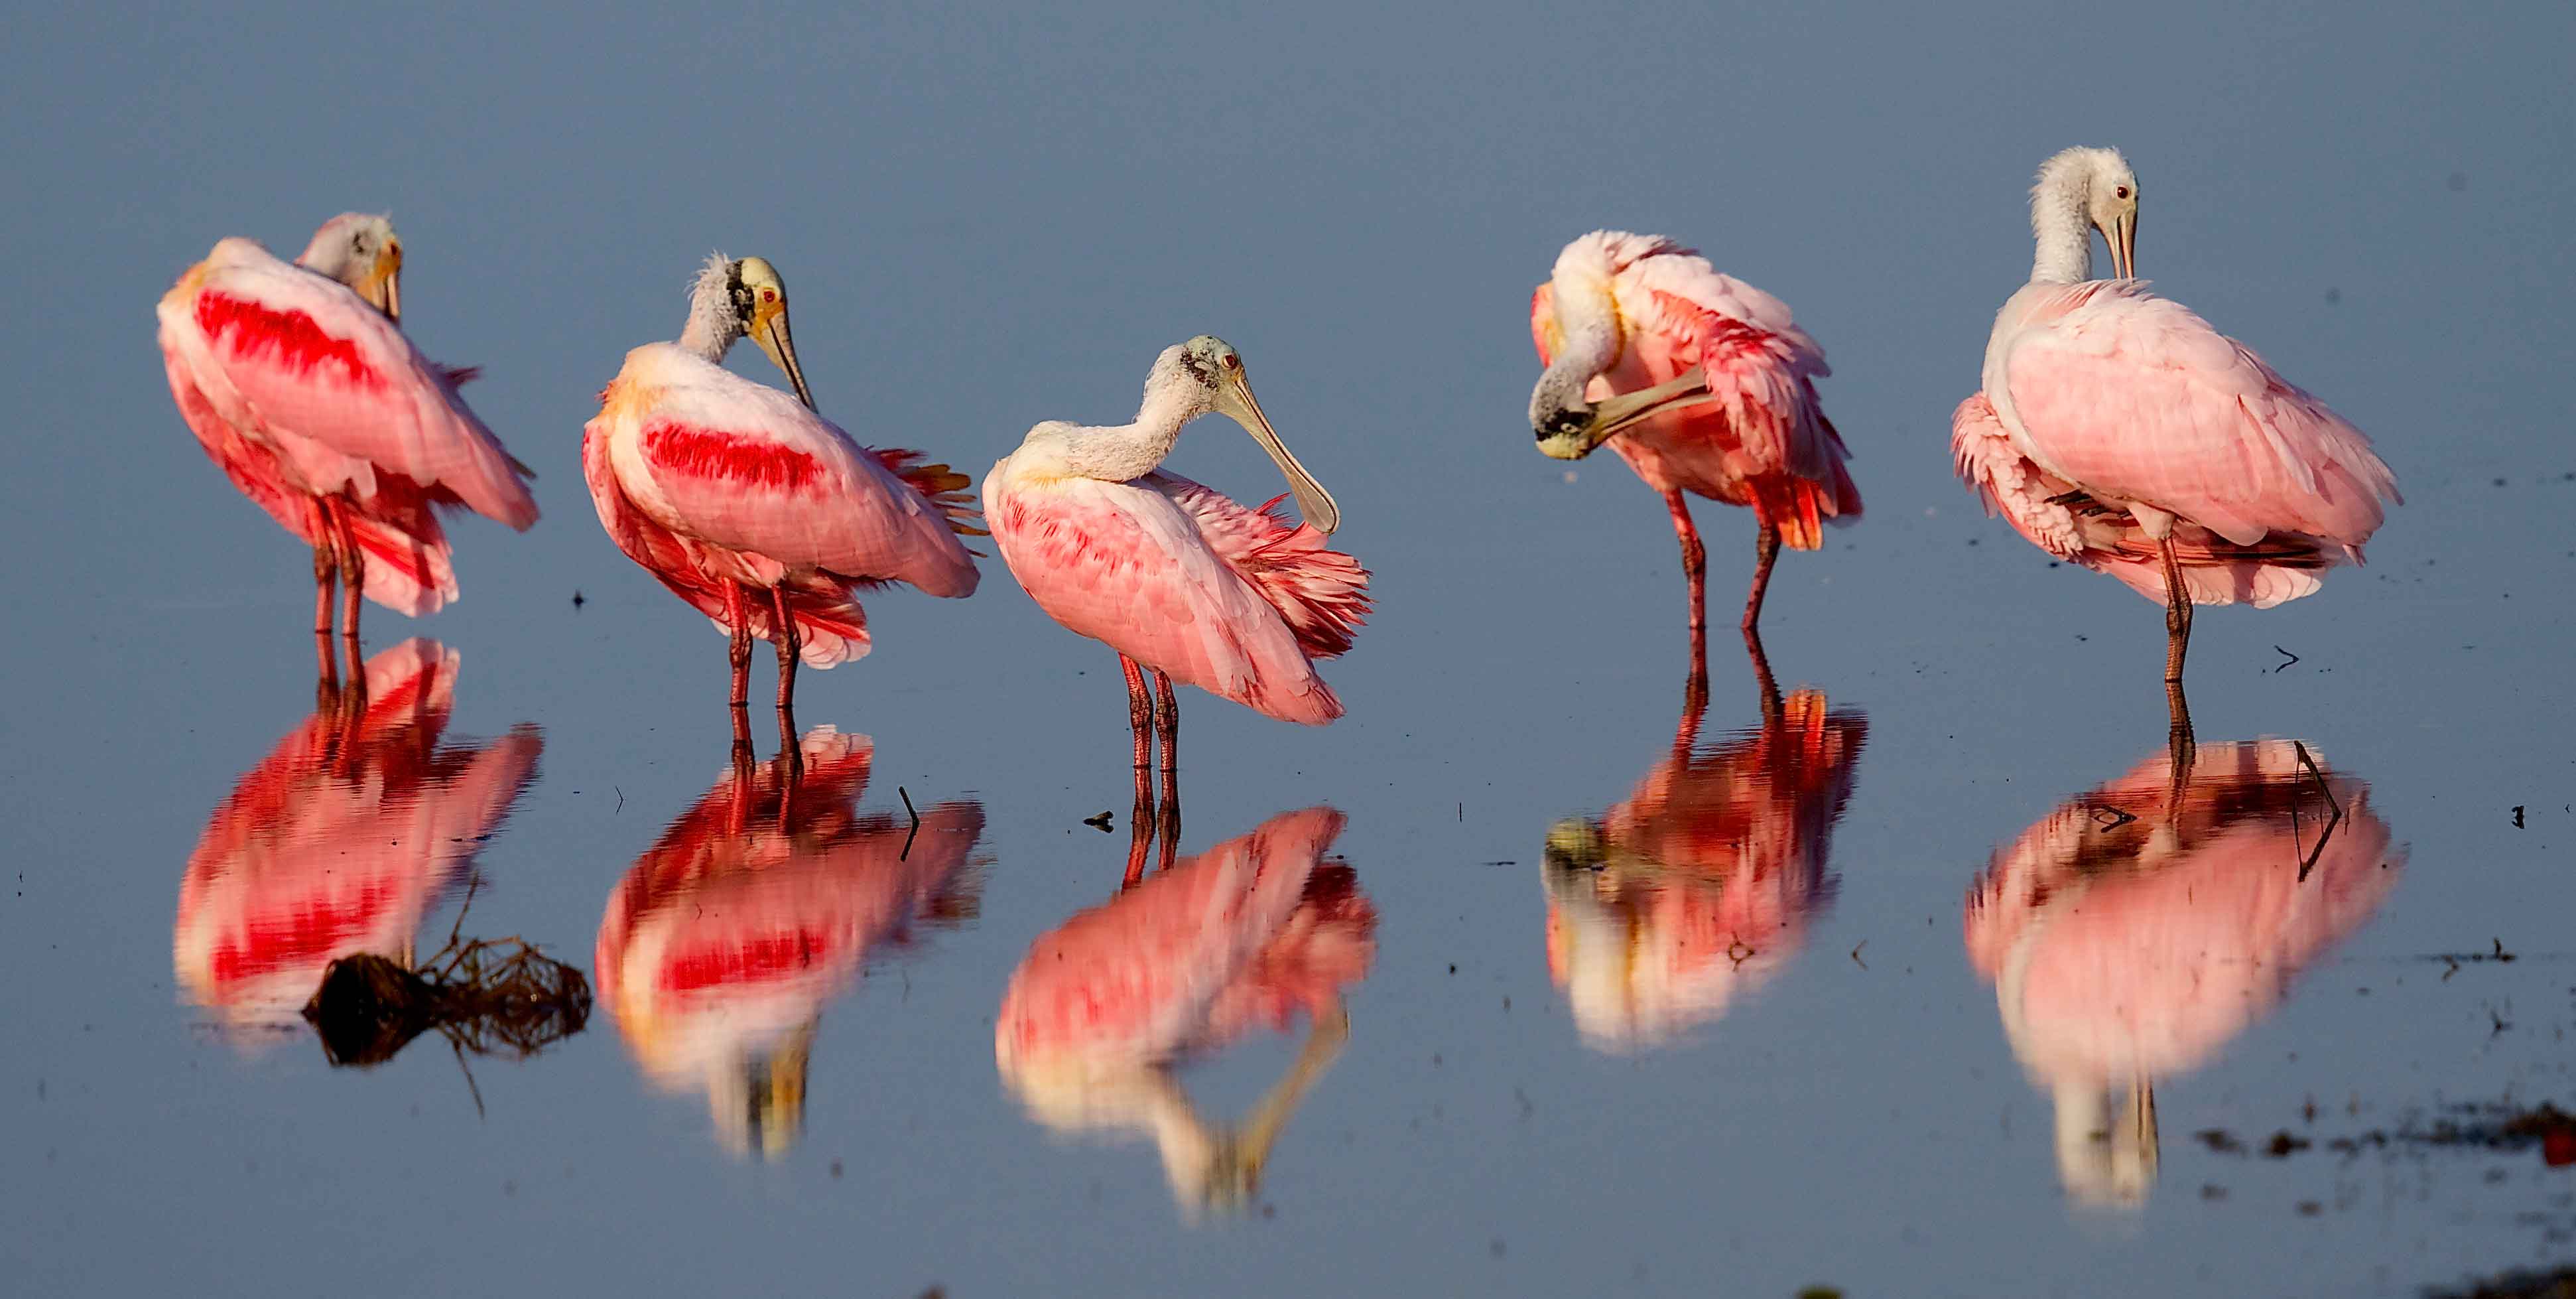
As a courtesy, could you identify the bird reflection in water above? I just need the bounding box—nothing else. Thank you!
[1541,638,1867,1051]
[1963,740,2403,1208]
[595,727,984,1158]
[173,640,542,1044]
[996,807,1376,1215]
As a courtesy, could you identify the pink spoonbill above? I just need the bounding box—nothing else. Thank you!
[1527,232,1861,675]
[1951,147,2400,695]
[984,337,1369,799]
[584,255,982,732]
[157,215,539,674]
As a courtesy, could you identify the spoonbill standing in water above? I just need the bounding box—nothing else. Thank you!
[1951,147,2399,695]
[983,337,1369,801]
[583,255,982,733]
[1526,231,1861,679]
[157,215,539,669]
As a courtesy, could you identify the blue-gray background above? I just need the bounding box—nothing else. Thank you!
[3,3,2571,1295]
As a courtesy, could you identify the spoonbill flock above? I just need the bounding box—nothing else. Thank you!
[157,145,2400,775]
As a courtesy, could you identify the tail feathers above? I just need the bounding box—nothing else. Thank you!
[701,575,875,667]
[1245,494,1373,660]
[873,447,989,538]
[1748,473,1851,551]
[343,512,458,617]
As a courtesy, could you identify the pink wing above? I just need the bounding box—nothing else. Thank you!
[1956,392,2338,608]
[624,366,979,598]
[1622,255,1858,515]
[2000,280,2397,549]
[1146,474,1370,660]
[582,422,873,664]
[984,470,1343,724]
[162,239,537,531]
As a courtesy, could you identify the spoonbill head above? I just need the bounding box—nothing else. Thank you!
[2030,145,2140,280]
[295,213,403,316]
[680,253,813,409]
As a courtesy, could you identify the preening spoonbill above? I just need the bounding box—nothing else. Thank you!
[1527,232,1860,671]
[1951,147,2400,692]
[583,255,982,730]
[984,337,1369,797]
[157,216,539,668]
[1963,739,2399,1206]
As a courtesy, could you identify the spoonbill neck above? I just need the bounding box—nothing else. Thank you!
[2029,162,2096,285]
[1045,376,1210,484]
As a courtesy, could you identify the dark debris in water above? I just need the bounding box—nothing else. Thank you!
[2193,1101,2576,1168]
[2425,1265,2576,1299]
[302,933,591,1078]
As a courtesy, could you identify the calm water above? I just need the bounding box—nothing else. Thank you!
[7,5,2575,1296]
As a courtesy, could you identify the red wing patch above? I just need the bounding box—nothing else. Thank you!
[195,293,384,390]
[206,880,399,983]
[659,931,838,992]
[642,421,820,490]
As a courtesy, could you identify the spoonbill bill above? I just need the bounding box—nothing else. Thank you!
[1951,147,2400,689]
[984,337,1368,793]
[157,216,539,662]
[582,255,982,725]
[1526,232,1861,669]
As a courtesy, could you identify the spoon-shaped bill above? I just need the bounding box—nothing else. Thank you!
[751,307,815,411]
[1214,373,1340,535]
[1535,365,1719,460]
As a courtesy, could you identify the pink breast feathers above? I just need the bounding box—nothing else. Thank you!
[194,293,385,390]
[642,421,820,490]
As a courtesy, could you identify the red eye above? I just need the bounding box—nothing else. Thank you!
[1220,354,1239,370]
[761,289,777,303]
[2115,186,2130,199]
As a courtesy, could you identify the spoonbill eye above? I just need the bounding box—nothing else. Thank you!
[1220,353,1240,371]
[761,289,777,303]
[2115,185,2130,199]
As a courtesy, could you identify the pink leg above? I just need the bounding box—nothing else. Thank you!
[1120,653,1152,811]
[1663,490,1707,634]
[326,497,365,655]
[1742,519,1781,634]
[769,584,801,711]
[2158,534,2194,685]
[723,584,753,710]
[1153,669,1181,849]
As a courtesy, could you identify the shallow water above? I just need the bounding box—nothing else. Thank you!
[7,5,2576,1296]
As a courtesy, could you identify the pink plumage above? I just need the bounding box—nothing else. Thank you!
[1958,147,2399,685]
[582,255,980,713]
[157,226,537,626]
[1529,231,1860,643]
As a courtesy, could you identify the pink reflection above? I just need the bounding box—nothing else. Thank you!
[1543,690,1866,1050]
[173,640,541,1040]
[1964,740,2403,1206]
[596,728,983,1157]
[996,807,1375,1213]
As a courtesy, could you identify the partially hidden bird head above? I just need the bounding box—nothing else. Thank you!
[2033,146,2140,279]
[1161,335,1342,535]
[297,213,403,320]
[689,253,814,409]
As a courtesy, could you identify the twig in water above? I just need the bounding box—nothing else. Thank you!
[1850,941,1868,971]
[898,786,921,860]
[2291,742,2346,882]
[2272,645,2301,672]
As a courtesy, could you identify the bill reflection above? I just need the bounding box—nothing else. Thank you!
[1542,688,1866,1051]
[172,640,542,1045]
[595,727,984,1158]
[996,807,1375,1217]
[1964,740,2403,1208]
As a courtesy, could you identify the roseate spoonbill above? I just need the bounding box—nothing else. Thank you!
[984,337,1368,798]
[584,255,982,730]
[1526,231,1860,672]
[173,640,542,1040]
[596,727,982,1156]
[157,216,539,669]
[1963,739,2398,1205]
[1542,682,1865,1051]
[1952,147,2401,693]
[996,807,1374,1212]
